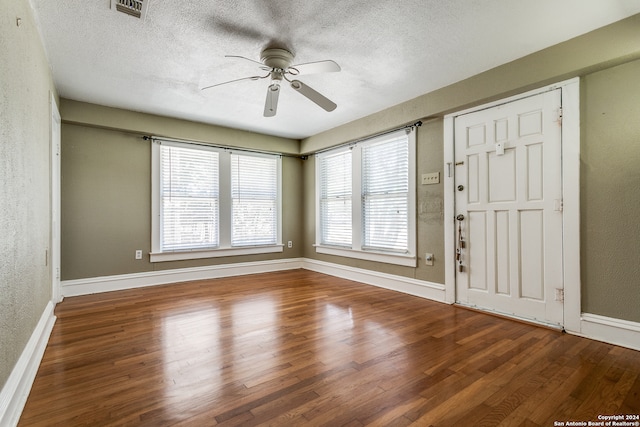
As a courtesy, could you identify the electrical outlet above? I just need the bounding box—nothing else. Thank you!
[425,253,434,266]
[135,250,142,260]
[287,241,293,248]
[422,172,440,185]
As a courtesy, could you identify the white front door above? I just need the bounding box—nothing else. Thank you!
[454,89,564,327]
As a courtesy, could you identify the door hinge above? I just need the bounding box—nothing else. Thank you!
[557,107,563,123]
[555,288,564,303]
[554,199,563,212]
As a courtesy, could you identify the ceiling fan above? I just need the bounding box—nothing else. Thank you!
[201,47,341,117]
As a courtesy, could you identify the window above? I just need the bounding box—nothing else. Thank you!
[159,144,219,251]
[316,129,416,266]
[319,149,352,247]
[231,153,278,247]
[151,140,282,262]
[362,136,409,252]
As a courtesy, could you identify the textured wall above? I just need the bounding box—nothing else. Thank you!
[581,59,640,322]
[62,125,151,279]
[61,120,304,280]
[0,0,56,389]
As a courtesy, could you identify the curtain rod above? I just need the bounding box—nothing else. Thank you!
[141,135,306,159]
[143,117,431,159]
[309,120,424,156]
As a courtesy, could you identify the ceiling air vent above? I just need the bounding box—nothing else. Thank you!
[111,0,148,19]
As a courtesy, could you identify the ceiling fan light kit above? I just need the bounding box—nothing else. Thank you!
[202,47,341,117]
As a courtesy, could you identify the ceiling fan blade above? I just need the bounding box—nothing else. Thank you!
[263,84,280,117]
[290,80,337,112]
[288,60,341,76]
[201,74,268,91]
[225,55,271,71]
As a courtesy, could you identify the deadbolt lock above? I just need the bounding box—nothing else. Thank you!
[457,185,464,191]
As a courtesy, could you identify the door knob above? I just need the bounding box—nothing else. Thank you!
[456,214,465,221]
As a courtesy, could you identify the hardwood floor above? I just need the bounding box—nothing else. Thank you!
[19,270,640,426]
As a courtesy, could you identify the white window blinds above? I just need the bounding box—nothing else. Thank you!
[160,144,219,251]
[315,127,415,266]
[362,135,409,252]
[231,153,278,246]
[318,149,352,247]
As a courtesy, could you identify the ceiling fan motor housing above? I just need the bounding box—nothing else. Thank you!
[260,48,294,70]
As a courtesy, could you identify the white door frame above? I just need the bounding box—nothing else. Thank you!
[50,93,62,304]
[443,78,581,333]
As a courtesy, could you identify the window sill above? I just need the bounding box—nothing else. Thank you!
[150,245,284,263]
[314,245,417,267]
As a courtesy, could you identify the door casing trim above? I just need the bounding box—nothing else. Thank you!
[50,92,62,305]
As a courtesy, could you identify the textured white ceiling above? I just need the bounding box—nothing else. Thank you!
[29,0,640,139]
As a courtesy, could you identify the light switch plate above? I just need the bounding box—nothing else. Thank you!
[422,172,440,185]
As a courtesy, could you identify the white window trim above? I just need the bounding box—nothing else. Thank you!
[315,129,417,267]
[151,141,282,263]
[149,245,284,263]
[314,245,417,267]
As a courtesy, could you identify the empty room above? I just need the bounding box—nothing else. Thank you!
[1,0,640,425]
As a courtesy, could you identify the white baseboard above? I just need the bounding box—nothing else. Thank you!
[577,313,640,351]
[62,259,640,354]
[62,257,447,303]
[0,301,56,427]
[61,258,305,297]
[302,258,447,303]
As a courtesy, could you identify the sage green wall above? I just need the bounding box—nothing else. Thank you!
[61,99,300,155]
[301,15,640,323]
[61,107,303,280]
[62,125,151,279]
[0,0,57,389]
[581,60,640,322]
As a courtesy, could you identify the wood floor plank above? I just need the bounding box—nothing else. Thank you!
[18,269,640,426]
